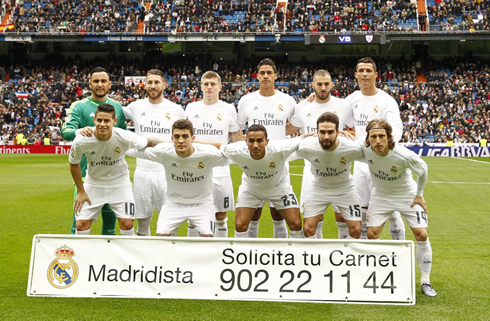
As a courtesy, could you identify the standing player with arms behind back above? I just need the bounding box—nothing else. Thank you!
[287,69,355,239]
[345,57,406,240]
[123,69,186,236]
[237,58,296,238]
[62,67,127,235]
[185,71,242,237]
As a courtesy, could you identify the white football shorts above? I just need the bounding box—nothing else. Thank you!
[133,168,167,219]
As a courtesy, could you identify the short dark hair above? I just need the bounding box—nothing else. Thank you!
[246,124,268,138]
[356,57,377,72]
[172,119,194,136]
[89,67,110,80]
[257,58,277,73]
[317,112,339,131]
[95,103,116,118]
[147,69,167,83]
[365,119,395,149]
[313,69,332,80]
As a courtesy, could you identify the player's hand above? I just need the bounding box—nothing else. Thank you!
[300,132,317,139]
[147,138,168,147]
[339,130,356,140]
[411,196,428,213]
[79,126,94,137]
[74,192,91,214]
[306,93,315,103]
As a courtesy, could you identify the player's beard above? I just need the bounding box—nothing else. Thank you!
[147,89,163,100]
[92,89,108,99]
[320,134,337,150]
[314,88,331,102]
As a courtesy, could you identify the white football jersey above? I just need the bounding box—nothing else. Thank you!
[222,138,301,189]
[186,100,240,177]
[123,98,186,170]
[69,127,148,188]
[237,90,295,140]
[132,143,229,203]
[290,96,354,133]
[296,136,364,195]
[345,89,403,142]
[361,144,428,199]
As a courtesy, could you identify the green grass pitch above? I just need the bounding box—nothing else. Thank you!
[0,154,489,320]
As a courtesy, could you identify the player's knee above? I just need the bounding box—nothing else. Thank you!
[235,219,249,232]
[413,229,428,242]
[76,221,90,231]
[303,223,316,237]
[119,220,134,230]
[367,228,380,239]
[349,223,362,239]
[287,219,302,231]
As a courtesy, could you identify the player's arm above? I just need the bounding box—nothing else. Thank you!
[62,105,83,141]
[116,105,128,130]
[409,155,429,213]
[385,103,403,142]
[69,163,91,213]
[128,144,167,163]
[147,138,168,147]
[286,122,301,136]
[299,132,316,139]
[229,131,245,142]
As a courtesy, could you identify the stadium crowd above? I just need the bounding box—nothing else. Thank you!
[3,0,489,33]
[1,53,489,146]
[8,0,145,33]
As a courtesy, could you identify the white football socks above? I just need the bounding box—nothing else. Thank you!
[416,238,433,284]
[214,218,229,237]
[273,219,288,238]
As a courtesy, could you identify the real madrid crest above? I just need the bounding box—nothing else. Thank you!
[373,106,379,113]
[114,147,121,154]
[217,114,222,121]
[269,162,276,169]
[47,245,79,289]
[340,157,346,165]
[278,104,284,111]
[390,166,398,173]
[198,162,205,169]
[165,112,171,120]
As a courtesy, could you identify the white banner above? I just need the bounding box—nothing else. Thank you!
[124,76,146,86]
[27,235,415,305]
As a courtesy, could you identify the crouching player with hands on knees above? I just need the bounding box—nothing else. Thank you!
[362,118,437,297]
[296,112,364,239]
[221,124,313,239]
[128,119,230,237]
[69,104,153,236]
